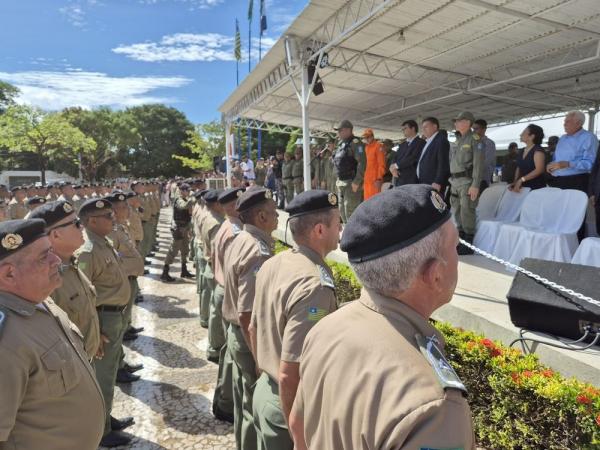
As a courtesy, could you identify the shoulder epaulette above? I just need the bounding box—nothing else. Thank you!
[232,222,242,235]
[416,334,467,394]
[318,265,335,289]
[257,240,271,256]
[0,308,6,339]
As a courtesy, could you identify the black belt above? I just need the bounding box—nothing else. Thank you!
[97,304,127,313]
[451,171,471,178]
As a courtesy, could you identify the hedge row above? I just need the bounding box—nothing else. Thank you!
[274,241,600,449]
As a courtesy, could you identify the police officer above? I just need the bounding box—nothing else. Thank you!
[222,188,278,450]
[282,150,295,206]
[250,190,340,450]
[449,111,485,255]
[0,198,8,223]
[292,144,305,196]
[210,187,244,423]
[321,139,337,193]
[192,189,210,328]
[76,199,132,448]
[0,219,105,450]
[161,183,194,282]
[105,192,145,382]
[8,186,28,219]
[289,185,475,450]
[132,181,153,260]
[199,189,225,361]
[24,195,46,213]
[333,120,366,222]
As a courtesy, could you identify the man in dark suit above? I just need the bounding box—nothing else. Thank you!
[415,117,450,194]
[390,120,426,186]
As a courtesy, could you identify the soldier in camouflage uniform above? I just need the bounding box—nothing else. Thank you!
[449,111,485,255]
[161,183,195,281]
[282,151,295,206]
[333,120,366,222]
[292,146,304,196]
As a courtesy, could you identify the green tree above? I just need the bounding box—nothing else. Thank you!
[62,107,137,181]
[117,104,195,178]
[0,81,19,114]
[0,105,95,184]
[174,120,225,172]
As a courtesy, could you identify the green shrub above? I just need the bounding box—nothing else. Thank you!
[274,239,600,449]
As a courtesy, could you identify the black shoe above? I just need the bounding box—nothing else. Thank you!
[207,354,219,364]
[128,326,145,334]
[143,269,149,275]
[148,252,155,257]
[144,258,151,265]
[123,332,138,341]
[457,234,475,255]
[124,362,144,373]
[181,264,194,279]
[200,321,209,329]
[160,266,176,282]
[110,415,135,431]
[135,294,144,303]
[100,430,132,447]
[212,404,234,423]
[116,368,141,383]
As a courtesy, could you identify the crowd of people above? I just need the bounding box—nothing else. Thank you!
[0,109,599,450]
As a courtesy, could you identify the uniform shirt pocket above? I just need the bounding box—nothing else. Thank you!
[40,341,82,397]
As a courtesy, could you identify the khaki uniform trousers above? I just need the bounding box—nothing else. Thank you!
[94,308,127,436]
[449,179,478,236]
[200,262,214,328]
[208,284,227,359]
[118,277,138,370]
[293,177,304,196]
[195,247,209,327]
[253,372,293,450]
[213,321,235,419]
[164,228,190,265]
[142,221,154,256]
[336,179,362,223]
[228,324,257,450]
[283,179,294,204]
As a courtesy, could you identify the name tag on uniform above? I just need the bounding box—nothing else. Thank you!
[461,144,471,149]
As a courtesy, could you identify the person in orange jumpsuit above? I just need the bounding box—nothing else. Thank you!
[362,128,387,200]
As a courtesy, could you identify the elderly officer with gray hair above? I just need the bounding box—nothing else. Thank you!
[0,219,104,450]
[290,184,475,450]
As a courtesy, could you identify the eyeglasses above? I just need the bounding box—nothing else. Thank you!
[51,218,82,231]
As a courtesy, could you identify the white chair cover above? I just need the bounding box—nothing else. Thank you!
[476,183,507,222]
[572,237,600,268]
[493,188,588,267]
[473,186,531,253]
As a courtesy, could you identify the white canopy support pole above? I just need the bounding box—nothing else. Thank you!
[300,63,312,192]
[588,106,598,133]
[225,120,232,188]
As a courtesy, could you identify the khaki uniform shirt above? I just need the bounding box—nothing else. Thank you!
[139,197,152,222]
[282,159,295,180]
[199,209,224,264]
[212,217,243,287]
[251,246,337,381]
[222,224,274,325]
[192,203,207,251]
[75,230,131,307]
[294,288,475,450]
[128,207,144,243]
[108,223,144,277]
[449,130,486,188]
[8,200,27,220]
[0,293,104,450]
[51,258,100,358]
[292,157,304,180]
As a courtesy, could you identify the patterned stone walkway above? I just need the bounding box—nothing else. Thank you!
[104,209,235,449]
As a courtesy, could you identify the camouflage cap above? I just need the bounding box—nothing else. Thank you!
[453,111,475,123]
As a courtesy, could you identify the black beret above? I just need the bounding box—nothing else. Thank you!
[203,189,221,203]
[124,191,137,198]
[79,198,113,216]
[10,186,25,193]
[236,188,273,213]
[180,183,191,191]
[286,190,338,218]
[340,185,451,263]
[218,187,245,204]
[104,191,127,203]
[0,219,47,261]
[193,189,209,200]
[28,200,76,227]
[25,196,47,207]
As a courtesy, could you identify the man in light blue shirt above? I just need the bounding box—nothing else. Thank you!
[547,110,598,239]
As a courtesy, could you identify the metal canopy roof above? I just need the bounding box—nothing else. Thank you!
[219,0,600,138]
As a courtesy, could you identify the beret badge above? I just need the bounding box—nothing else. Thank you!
[63,203,73,213]
[2,233,23,251]
[264,190,273,200]
[431,190,447,213]
[328,192,338,206]
[237,190,243,197]
[118,195,125,201]
[95,201,104,208]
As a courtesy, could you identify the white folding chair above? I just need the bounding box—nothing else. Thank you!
[476,183,507,222]
[473,186,530,253]
[494,188,588,266]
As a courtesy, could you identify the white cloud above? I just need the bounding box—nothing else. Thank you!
[112,33,276,63]
[59,0,100,28]
[138,0,224,10]
[0,70,192,111]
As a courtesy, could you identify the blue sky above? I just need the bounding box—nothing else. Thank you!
[0,0,306,124]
